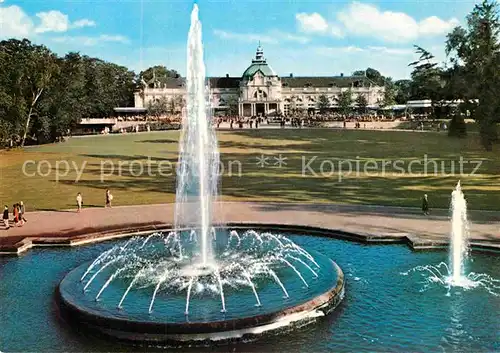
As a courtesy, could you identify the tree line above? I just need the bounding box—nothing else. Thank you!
[0,41,183,147]
[0,39,137,146]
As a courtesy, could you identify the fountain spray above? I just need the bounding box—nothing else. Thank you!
[449,181,469,283]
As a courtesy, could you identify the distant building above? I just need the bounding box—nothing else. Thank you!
[134,45,385,117]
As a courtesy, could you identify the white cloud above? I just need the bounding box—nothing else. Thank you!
[72,19,96,29]
[213,29,277,44]
[295,12,343,38]
[0,5,34,38]
[35,10,70,33]
[35,10,96,33]
[419,16,460,35]
[271,30,310,44]
[337,2,459,43]
[296,13,328,33]
[51,34,129,46]
[315,45,414,56]
[213,29,310,45]
[367,46,415,56]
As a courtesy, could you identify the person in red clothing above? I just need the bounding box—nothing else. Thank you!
[13,204,23,227]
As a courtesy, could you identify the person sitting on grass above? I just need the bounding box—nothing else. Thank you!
[422,194,430,216]
[3,205,10,230]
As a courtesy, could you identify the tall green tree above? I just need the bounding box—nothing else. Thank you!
[382,77,397,107]
[355,94,368,113]
[225,96,239,116]
[0,39,59,146]
[394,79,412,104]
[409,46,445,101]
[147,96,170,117]
[445,0,500,150]
[139,65,180,85]
[336,89,353,116]
[317,94,330,113]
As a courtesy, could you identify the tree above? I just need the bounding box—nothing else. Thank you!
[0,39,137,146]
[317,94,330,113]
[383,77,397,107]
[366,68,386,86]
[172,95,185,114]
[445,0,500,150]
[408,45,447,118]
[225,96,239,116]
[394,79,412,104]
[409,46,444,100]
[139,65,180,85]
[147,97,170,117]
[352,68,386,86]
[0,39,59,146]
[355,94,368,113]
[336,89,353,116]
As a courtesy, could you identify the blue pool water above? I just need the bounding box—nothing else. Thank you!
[1,233,499,352]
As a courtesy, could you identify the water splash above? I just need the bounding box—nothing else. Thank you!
[401,262,500,296]
[401,181,499,295]
[83,229,317,312]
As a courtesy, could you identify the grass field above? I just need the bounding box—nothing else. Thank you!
[1,129,499,211]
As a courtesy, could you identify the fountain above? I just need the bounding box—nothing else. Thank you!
[56,5,344,345]
[449,180,469,284]
[401,181,499,296]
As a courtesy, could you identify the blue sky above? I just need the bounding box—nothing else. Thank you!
[0,0,479,79]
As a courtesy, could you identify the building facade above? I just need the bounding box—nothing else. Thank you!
[134,45,385,116]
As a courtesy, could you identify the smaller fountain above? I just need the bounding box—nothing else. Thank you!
[449,180,469,285]
[401,181,499,296]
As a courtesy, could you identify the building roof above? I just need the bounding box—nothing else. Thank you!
[208,77,240,89]
[281,76,375,88]
[242,44,277,79]
[242,63,276,78]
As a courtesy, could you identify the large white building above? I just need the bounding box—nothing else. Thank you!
[134,45,385,116]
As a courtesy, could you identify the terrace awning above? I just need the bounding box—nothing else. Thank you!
[113,107,148,113]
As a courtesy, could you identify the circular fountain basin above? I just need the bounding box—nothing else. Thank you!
[56,229,345,344]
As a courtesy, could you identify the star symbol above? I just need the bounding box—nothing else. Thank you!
[256,154,270,168]
[273,154,287,168]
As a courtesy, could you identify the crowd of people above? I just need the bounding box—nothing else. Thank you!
[3,202,27,229]
[2,191,115,230]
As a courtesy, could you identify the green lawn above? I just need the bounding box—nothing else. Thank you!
[1,129,499,211]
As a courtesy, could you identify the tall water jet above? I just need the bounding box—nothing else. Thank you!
[449,181,469,283]
[174,4,219,266]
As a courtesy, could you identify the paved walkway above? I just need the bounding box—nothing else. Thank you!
[1,202,499,254]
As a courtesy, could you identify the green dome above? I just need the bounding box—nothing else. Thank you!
[242,63,276,79]
[242,44,276,79]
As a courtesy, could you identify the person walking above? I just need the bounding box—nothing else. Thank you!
[76,193,83,212]
[422,194,430,215]
[105,189,113,208]
[19,201,27,223]
[3,205,10,230]
[13,204,23,227]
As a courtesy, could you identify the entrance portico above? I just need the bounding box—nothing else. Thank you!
[238,45,282,117]
[239,102,280,117]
